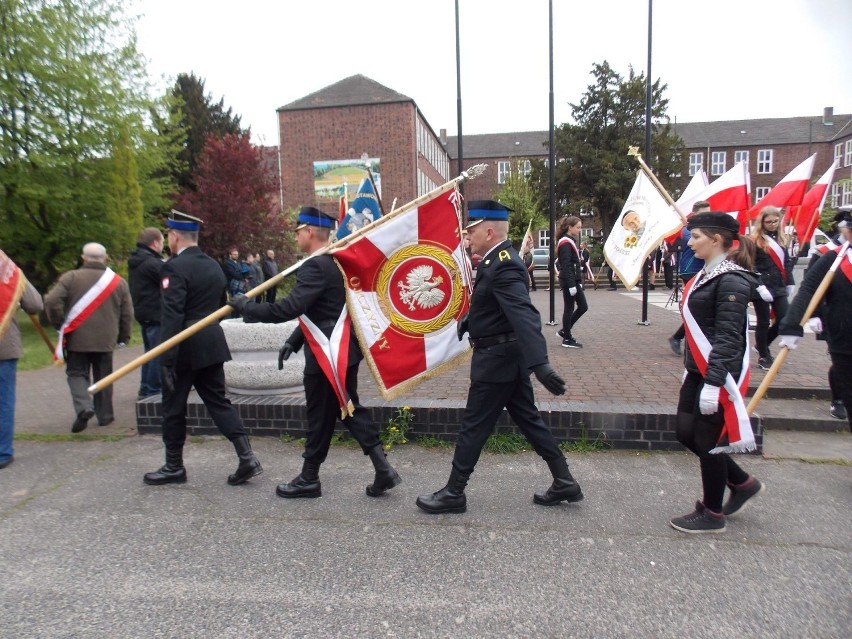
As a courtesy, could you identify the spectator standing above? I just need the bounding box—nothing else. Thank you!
[222,248,245,298]
[44,243,133,433]
[128,228,165,399]
[261,250,278,303]
[246,253,265,303]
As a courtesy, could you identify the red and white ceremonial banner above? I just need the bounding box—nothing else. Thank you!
[747,154,815,221]
[794,159,839,246]
[331,189,472,399]
[0,250,26,342]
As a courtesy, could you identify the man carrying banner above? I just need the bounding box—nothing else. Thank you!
[416,200,582,514]
[229,206,401,500]
[778,210,852,433]
[143,211,263,487]
[44,243,133,433]
[0,253,43,469]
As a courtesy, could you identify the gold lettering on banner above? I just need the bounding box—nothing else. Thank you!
[354,290,389,351]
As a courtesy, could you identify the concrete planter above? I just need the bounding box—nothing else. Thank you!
[221,318,304,395]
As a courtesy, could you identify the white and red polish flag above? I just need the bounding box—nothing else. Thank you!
[748,154,816,221]
[331,189,472,399]
[0,250,26,342]
[794,159,839,246]
[693,161,751,231]
[664,170,709,244]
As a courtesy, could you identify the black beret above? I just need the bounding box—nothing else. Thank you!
[687,211,739,234]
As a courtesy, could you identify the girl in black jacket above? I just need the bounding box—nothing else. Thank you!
[556,216,587,348]
[670,212,764,534]
[751,206,796,369]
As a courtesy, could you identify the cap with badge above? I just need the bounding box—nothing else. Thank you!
[465,200,513,229]
[686,211,739,234]
[835,206,852,230]
[294,206,336,231]
[166,209,203,231]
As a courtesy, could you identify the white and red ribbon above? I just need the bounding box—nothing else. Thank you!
[763,235,787,281]
[299,307,355,419]
[54,268,121,363]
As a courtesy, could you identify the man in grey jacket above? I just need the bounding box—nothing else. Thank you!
[0,273,43,469]
[44,243,133,433]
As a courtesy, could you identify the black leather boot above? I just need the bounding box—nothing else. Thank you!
[533,456,584,505]
[415,467,469,514]
[365,444,402,497]
[276,460,321,498]
[227,436,263,486]
[143,448,187,485]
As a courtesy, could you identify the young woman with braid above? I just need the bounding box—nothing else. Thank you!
[555,216,587,348]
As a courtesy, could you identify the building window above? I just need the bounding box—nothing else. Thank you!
[836,143,844,162]
[580,228,594,238]
[538,229,550,248]
[688,152,703,176]
[754,186,771,203]
[830,183,841,208]
[518,159,532,178]
[734,150,748,166]
[843,182,852,207]
[845,140,852,167]
[711,151,726,176]
[757,149,773,174]
[497,161,511,184]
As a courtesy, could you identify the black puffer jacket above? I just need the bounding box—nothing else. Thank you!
[556,235,582,289]
[128,243,164,324]
[683,262,758,387]
[754,233,795,296]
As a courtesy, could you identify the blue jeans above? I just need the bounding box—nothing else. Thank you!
[0,359,17,462]
[139,322,161,397]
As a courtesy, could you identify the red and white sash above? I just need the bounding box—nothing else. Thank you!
[299,307,355,419]
[836,244,852,282]
[54,268,121,363]
[681,268,755,453]
[763,235,787,280]
[558,235,581,262]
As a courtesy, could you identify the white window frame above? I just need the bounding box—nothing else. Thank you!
[843,182,852,207]
[845,140,852,167]
[688,152,703,176]
[518,159,532,178]
[757,149,773,174]
[580,228,594,238]
[538,229,550,248]
[734,150,749,167]
[829,183,841,208]
[711,151,726,176]
[754,186,771,203]
[497,161,511,184]
[835,143,843,162]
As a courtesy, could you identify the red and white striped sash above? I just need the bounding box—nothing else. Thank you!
[299,307,355,419]
[681,268,755,453]
[764,235,787,280]
[54,268,121,363]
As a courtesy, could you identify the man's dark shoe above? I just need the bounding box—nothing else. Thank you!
[561,338,582,349]
[365,445,402,497]
[757,355,774,371]
[0,456,14,469]
[98,418,115,427]
[416,468,468,514]
[534,457,584,506]
[276,461,321,498]
[668,337,682,356]
[670,501,726,534]
[227,436,263,485]
[829,400,847,420]
[144,449,187,485]
[723,478,765,517]
[71,409,95,433]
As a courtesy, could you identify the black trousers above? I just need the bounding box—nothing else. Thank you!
[753,296,790,357]
[302,365,380,464]
[676,371,750,512]
[452,375,563,476]
[560,285,588,338]
[829,352,852,432]
[161,363,246,450]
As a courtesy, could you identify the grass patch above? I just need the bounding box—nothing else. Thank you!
[416,435,454,449]
[15,309,142,371]
[278,434,306,445]
[483,432,529,454]
[14,432,124,443]
[330,432,359,448]
[560,422,608,453]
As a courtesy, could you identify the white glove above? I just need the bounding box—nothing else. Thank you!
[786,285,795,297]
[682,369,688,383]
[778,335,801,350]
[568,287,578,297]
[806,317,823,334]
[756,285,773,302]
[699,384,721,415]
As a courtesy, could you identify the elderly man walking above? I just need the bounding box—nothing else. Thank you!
[44,243,133,433]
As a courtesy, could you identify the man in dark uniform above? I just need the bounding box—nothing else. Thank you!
[229,207,400,500]
[144,210,262,487]
[779,210,852,433]
[416,200,583,514]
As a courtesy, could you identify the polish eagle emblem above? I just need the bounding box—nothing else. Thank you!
[397,265,445,311]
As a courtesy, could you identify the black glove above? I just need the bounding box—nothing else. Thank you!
[533,363,566,395]
[228,293,249,314]
[277,343,294,370]
[457,313,469,341]
[161,365,176,394]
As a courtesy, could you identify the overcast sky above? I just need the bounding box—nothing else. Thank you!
[134,0,852,146]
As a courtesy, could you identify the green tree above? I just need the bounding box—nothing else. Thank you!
[103,126,143,261]
[532,61,684,235]
[494,161,546,246]
[168,72,244,191]
[0,0,174,290]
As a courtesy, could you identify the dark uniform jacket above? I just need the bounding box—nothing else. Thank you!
[779,247,852,355]
[556,235,582,289]
[682,261,757,387]
[160,246,231,371]
[242,254,362,374]
[754,233,795,296]
[469,240,548,382]
[127,243,164,324]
